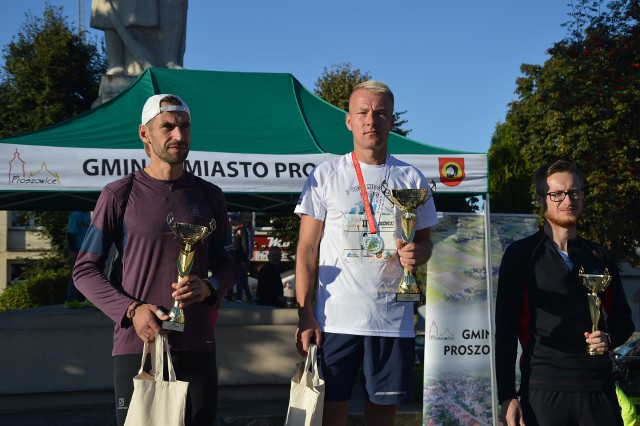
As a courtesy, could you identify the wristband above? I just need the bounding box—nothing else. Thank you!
[127,301,144,322]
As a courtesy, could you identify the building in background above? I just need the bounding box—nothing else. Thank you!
[0,211,50,292]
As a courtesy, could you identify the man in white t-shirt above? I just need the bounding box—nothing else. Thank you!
[294,80,437,425]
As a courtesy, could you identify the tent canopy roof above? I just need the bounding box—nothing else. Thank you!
[0,68,486,212]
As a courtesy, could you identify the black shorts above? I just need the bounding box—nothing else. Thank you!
[113,350,218,426]
[522,387,623,426]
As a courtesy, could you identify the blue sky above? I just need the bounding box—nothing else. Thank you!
[1,1,573,154]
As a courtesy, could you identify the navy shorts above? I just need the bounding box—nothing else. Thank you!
[318,332,415,405]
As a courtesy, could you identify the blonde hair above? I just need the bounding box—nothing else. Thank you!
[350,80,394,110]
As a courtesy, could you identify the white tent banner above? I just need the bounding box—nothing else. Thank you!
[0,144,487,194]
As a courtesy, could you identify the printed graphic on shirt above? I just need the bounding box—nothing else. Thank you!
[341,193,397,263]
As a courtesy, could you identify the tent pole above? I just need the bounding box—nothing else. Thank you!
[484,194,499,424]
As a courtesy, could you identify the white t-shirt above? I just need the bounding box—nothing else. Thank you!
[294,153,438,337]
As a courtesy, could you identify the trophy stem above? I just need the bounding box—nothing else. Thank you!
[579,266,611,356]
[167,242,193,326]
[163,217,215,334]
[400,212,416,243]
[396,213,421,302]
[177,243,194,280]
[168,301,184,323]
[388,187,434,303]
[586,292,603,356]
[398,270,420,292]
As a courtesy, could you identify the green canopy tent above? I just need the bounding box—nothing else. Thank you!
[0,68,487,212]
[0,67,498,418]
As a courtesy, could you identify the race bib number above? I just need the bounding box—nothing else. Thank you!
[341,212,397,263]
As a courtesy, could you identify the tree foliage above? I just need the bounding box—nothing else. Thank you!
[29,211,70,254]
[0,5,106,272]
[314,62,412,136]
[0,268,69,311]
[269,214,300,259]
[0,4,106,137]
[433,194,480,213]
[18,211,72,279]
[488,122,535,213]
[489,0,640,266]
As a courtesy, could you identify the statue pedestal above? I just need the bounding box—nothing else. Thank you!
[92,74,138,107]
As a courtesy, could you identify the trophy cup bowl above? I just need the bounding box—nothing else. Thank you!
[578,266,612,355]
[163,213,216,332]
[389,188,431,302]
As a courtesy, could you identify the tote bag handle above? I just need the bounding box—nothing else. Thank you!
[140,334,177,381]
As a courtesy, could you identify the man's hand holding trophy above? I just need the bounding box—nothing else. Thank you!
[578,265,611,356]
[163,212,216,332]
[386,181,436,303]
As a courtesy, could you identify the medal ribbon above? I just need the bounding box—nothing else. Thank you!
[351,151,378,235]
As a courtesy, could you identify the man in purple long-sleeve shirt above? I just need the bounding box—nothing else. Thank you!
[73,94,237,426]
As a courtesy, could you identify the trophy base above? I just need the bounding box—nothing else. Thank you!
[162,320,184,332]
[396,293,421,303]
[587,347,605,356]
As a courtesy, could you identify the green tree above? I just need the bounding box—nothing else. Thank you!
[491,0,640,265]
[269,214,300,259]
[0,5,107,274]
[314,62,412,136]
[19,210,72,279]
[487,122,534,213]
[432,194,480,213]
[0,4,106,137]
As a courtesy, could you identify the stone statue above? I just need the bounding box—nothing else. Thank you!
[90,0,188,76]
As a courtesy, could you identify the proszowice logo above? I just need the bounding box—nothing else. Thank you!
[428,320,491,356]
[7,148,60,186]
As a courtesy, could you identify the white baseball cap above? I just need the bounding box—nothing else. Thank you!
[141,94,191,125]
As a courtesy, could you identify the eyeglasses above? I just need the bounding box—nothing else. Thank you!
[545,189,584,202]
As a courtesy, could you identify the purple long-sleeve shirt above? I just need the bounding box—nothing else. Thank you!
[73,170,236,356]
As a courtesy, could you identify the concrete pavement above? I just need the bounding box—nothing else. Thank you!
[0,390,423,426]
[0,304,422,425]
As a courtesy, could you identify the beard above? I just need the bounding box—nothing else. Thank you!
[152,142,189,165]
[546,211,580,228]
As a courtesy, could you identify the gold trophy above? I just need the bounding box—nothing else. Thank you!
[578,266,612,355]
[388,182,435,302]
[163,213,216,332]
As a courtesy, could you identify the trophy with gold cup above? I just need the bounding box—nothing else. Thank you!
[578,266,611,355]
[163,213,216,332]
[388,182,435,302]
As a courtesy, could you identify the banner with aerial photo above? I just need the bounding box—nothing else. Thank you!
[422,213,538,425]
